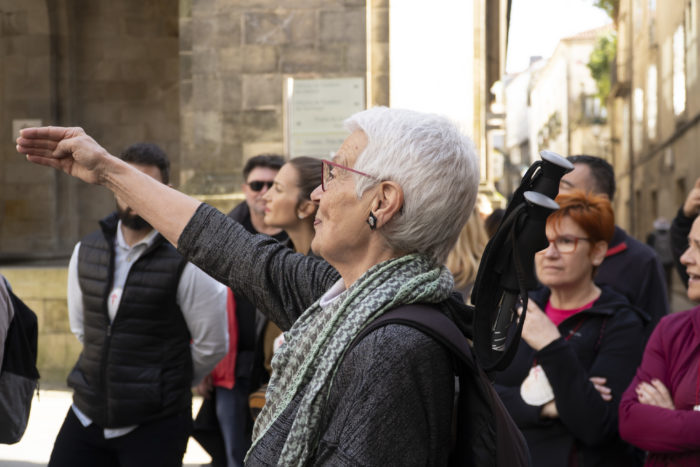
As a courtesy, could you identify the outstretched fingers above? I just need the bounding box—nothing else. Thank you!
[16,126,85,158]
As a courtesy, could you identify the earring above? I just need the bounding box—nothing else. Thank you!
[298,213,306,220]
[367,212,377,230]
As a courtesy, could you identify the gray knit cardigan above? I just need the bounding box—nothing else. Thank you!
[178,204,454,466]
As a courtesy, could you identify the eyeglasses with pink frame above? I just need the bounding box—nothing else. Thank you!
[321,159,377,191]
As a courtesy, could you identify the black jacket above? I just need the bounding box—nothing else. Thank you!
[68,213,190,427]
[595,226,667,337]
[494,286,645,467]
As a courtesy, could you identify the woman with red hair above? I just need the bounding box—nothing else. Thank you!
[495,190,646,466]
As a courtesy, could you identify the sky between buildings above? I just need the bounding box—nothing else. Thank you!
[506,0,613,74]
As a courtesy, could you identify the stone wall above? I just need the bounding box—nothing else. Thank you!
[0,0,57,258]
[179,0,367,195]
[0,0,180,260]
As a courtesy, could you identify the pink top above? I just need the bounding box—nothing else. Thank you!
[619,305,700,465]
[544,299,596,326]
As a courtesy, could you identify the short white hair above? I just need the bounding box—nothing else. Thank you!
[346,106,480,265]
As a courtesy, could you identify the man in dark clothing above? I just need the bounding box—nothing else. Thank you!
[49,143,228,467]
[194,154,287,467]
[671,176,700,286]
[560,155,669,337]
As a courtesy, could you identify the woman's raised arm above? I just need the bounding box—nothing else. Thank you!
[17,126,199,247]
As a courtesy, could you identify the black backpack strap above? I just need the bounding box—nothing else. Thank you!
[352,303,476,370]
[350,303,531,467]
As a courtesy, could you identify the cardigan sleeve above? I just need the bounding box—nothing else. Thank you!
[536,309,645,446]
[177,203,341,331]
[619,317,700,453]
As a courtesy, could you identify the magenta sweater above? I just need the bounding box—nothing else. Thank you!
[619,305,700,465]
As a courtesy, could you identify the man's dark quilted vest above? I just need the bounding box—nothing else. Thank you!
[68,213,191,428]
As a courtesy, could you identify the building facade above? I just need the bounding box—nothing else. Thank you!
[610,0,700,244]
[500,26,610,198]
[1,0,508,262]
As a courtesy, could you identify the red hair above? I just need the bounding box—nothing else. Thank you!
[548,190,615,244]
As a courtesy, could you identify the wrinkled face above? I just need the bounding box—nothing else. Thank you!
[243,166,278,216]
[115,163,163,230]
[310,130,374,264]
[681,217,700,302]
[559,163,597,196]
[535,216,598,290]
[262,163,304,229]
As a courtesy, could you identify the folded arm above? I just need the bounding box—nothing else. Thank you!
[619,322,700,452]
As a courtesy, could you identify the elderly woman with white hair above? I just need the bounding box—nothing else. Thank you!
[17,107,480,466]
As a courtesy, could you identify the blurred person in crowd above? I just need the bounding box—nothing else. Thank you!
[475,193,493,220]
[446,210,488,303]
[484,208,506,238]
[230,154,288,240]
[671,176,700,287]
[17,106,480,465]
[48,143,228,467]
[560,155,667,337]
[646,217,674,292]
[495,190,645,466]
[194,153,288,467]
[619,214,700,466]
[247,156,323,421]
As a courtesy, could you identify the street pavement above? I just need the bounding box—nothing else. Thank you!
[0,389,211,466]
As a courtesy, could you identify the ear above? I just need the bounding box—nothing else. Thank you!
[297,199,316,220]
[369,181,404,229]
[590,240,608,266]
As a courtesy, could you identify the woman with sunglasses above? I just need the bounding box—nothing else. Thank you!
[17,107,479,466]
[247,156,322,420]
[494,190,646,467]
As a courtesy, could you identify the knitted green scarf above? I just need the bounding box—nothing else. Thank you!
[248,253,454,465]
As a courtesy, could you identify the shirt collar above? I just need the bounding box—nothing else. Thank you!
[115,220,159,251]
[319,278,347,309]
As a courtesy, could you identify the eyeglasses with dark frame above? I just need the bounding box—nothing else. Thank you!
[246,180,274,192]
[545,235,591,254]
[321,160,377,191]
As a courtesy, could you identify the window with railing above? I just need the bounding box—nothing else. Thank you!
[580,95,607,124]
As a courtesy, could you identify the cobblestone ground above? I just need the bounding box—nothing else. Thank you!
[0,390,211,467]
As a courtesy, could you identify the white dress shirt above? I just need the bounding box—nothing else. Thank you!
[67,221,228,437]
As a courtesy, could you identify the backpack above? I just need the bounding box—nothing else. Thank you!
[352,304,531,467]
[0,277,40,444]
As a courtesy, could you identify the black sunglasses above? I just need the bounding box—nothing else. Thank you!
[247,180,274,192]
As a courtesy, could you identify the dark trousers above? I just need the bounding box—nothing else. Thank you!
[192,379,252,467]
[48,408,192,467]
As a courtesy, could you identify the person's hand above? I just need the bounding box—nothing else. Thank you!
[541,400,559,418]
[590,376,612,401]
[195,374,214,399]
[683,177,700,218]
[518,300,560,351]
[636,379,675,410]
[16,126,114,186]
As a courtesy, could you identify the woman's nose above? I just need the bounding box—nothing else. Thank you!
[543,242,559,257]
[310,184,323,203]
